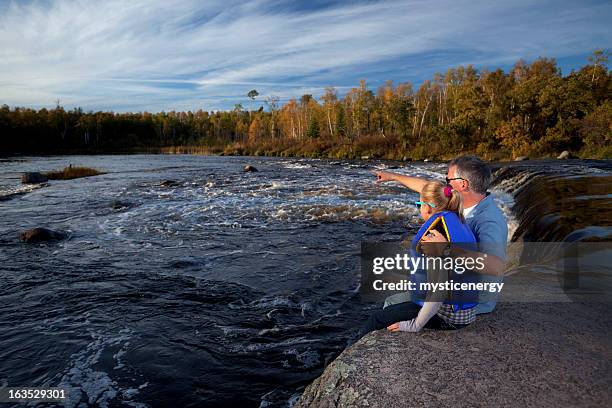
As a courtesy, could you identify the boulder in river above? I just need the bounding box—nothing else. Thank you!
[20,227,66,243]
[111,200,130,210]
[21,172,48,184]
[160,180,179,187]
[514,155,529,161]
[557,150,570,159]
[243,165,258,172]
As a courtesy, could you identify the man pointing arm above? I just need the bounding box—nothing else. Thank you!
[373,170,428,193]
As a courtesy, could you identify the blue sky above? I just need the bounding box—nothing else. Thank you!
[0,0,610,112]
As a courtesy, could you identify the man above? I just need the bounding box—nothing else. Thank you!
[374,155,508,314]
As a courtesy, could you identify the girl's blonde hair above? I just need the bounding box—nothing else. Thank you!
[421,180,464,222]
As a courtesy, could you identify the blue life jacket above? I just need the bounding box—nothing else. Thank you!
[410,211,478,310]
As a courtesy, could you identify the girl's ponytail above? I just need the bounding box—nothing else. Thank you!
[446,188,464,222]
[420,181,464,221]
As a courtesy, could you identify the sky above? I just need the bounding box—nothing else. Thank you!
[0,0,610,113]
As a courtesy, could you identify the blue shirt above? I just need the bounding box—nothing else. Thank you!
[464,193,508,314]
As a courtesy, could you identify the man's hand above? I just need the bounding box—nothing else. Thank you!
[420,230,448,256]
[371,170,428,192]
[372,170,395,183]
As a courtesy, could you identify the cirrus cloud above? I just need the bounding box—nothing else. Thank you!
[0,0,610,112]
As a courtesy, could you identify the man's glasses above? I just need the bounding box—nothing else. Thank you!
[445,177,466,184]
[415,201,436,209]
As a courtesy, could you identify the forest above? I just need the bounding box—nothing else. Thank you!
[1,51,610,160]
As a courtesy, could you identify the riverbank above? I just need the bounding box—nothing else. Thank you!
[163,141,595,162]
[3,142,607,161]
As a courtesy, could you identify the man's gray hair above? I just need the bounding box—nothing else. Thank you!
[448,155,491,194]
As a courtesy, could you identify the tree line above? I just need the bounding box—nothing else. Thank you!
[1,51,610,159]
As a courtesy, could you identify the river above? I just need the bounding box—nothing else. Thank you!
[0,155,610,407]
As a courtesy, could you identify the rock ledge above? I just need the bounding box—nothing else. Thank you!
[297,295,611,407]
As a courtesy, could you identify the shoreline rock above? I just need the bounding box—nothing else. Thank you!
[296,273,611,407]
[557,150,571,159]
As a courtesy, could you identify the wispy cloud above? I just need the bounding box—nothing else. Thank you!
[0,0,609,112]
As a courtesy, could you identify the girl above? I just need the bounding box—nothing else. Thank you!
[365,180,478,333]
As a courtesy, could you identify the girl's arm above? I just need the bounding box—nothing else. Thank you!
[388,302,443,332]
